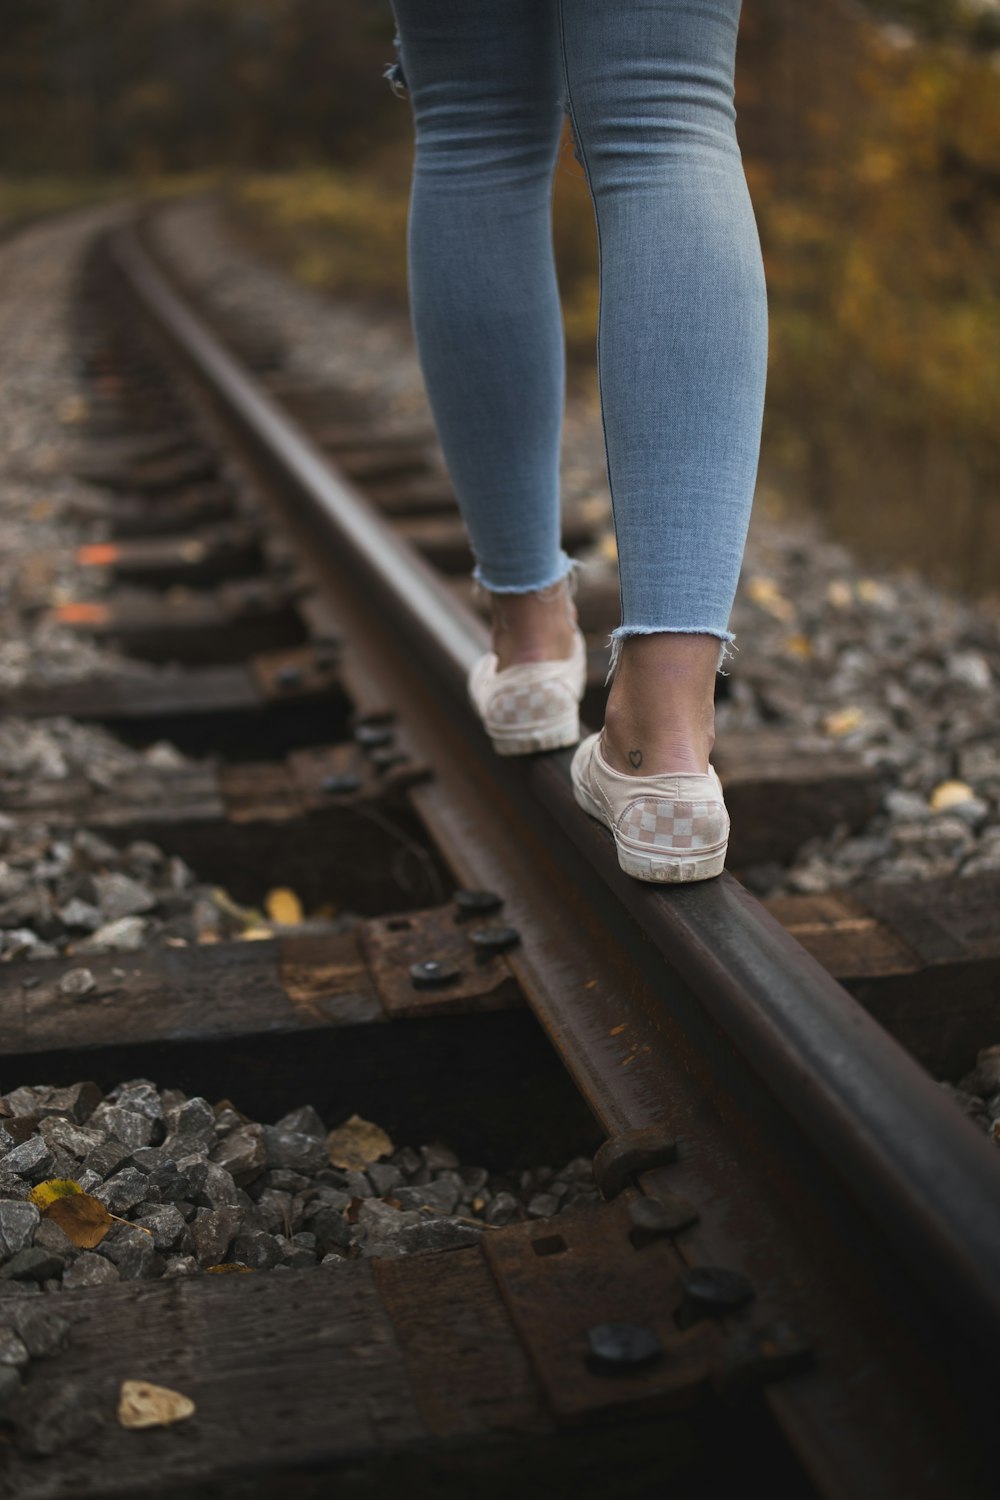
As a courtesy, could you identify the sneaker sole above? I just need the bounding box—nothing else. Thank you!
[572,775,728,883]
[488,712,581,756]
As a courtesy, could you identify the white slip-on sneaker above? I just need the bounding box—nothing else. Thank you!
[571,730,729,883]
[468,627,587,756]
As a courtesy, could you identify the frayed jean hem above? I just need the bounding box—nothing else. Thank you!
[471,554,582,597]
[606,625,738,686]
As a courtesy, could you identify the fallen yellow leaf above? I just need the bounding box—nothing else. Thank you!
[327,1113,394,1171]
[47,1193,113,1250]
[264,888,303,926]
[822,706,865,736]
[929,779,975,811]
[29,1179,83,1209]
[118,1380,195,1430]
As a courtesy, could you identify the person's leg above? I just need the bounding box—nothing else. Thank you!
[558,0,769,774]
[390,0,578,669]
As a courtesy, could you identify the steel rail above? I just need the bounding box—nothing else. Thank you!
[110,225,1000,1368]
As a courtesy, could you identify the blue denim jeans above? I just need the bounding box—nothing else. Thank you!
[386,0,768,675]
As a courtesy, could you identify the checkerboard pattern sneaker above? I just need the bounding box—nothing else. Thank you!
[468,627,587,755]
[571,730,729,883]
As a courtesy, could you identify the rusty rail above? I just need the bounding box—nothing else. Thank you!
[110,221,1000,1387]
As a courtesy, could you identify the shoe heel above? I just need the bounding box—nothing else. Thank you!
[616,843,727,883]
[489,710,580,756]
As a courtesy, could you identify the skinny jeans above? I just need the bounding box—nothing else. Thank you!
[386,0,769,674]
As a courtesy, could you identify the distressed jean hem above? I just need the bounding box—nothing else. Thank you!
[606,625,738,686]
[471,554,582,597]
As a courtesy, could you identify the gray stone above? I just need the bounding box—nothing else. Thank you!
[164,1096,216,1151]
[252,1188,292,1237]
[1,1302,70,1356]
[210,1123,267,1186]
[37,1117,105,1159]
[3,1137,54,1183]
[261,1126,326,1174]
[183,1159,241,1210]
[190,1206,243,1266]
[342,1170,373,1199]
[960,1050,1000,1098]
[132,1203,186,1253]
[883,789,932,820]
[57,899,102,932]
[33,1219,78,1260]
[146,1161,190,1202]
[110,1081,163,1123]
[92,872,157,921]
[274,1104,326,1139]
[0,1282,39,1299]
[213,1107,244,1136]
[527,1193,560,1219]
[459,1165,489,1195]
[390,1146,423,1177]
[395,1178,461,1216]
[366,1162,403,1196]
[131,1146,174,1174]
[232,1230,280,1270]
[80,1138,132,1181]
[264,1169,312,1193]
[164,1255,199,1277]
[0,1201,40,1257]
[96,1223,163,1281]
[95,1168,155,1215]
[302,1205,352,1255]
[92,1105,153,1151]
[0,1328,29,1367]
[77,915,149,952]
[0,1248,64,1282]
[420,1143,460,1173]
[355,1200,421,1256]
[56,967,98,999]
[485,1192,520,1226]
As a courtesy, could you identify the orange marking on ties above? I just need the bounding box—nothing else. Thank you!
[54,603,110,625]
[77,544,120,566]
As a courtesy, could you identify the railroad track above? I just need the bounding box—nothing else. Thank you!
[0,212,995,1498]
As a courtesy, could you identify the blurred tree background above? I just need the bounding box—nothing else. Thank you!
[0,0,997,601]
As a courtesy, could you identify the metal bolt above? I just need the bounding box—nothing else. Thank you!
[628,1194,700,1246]
[354,724,395,750]
[454,889,504,919]
[586,1322,662,1374]
[676,1266,755,1328]
[469,925,521,961]
[321,773,362,795]
[371,748,408,774]
[410,959,462,991]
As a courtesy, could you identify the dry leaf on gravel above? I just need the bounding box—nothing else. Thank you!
[29,1179,83,1209]
[929,779,975,811]
[30,1179,112,1249]
[327,1114,394,1171]
[204,1263,255,1274]
[264,887,303,926]
[118,1380,195,1430]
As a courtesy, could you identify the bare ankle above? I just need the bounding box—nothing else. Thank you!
[490,578,578,670]
[603,632,719,776]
